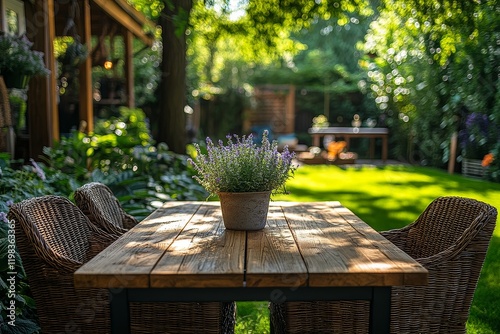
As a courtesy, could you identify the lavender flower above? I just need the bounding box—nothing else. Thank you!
[459,112,492,156]
[0,212,8,223]
[188,131,298,197]
[0,34,50,77]
[30,158,46,181]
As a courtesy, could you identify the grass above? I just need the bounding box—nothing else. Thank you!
[235,164,500,334]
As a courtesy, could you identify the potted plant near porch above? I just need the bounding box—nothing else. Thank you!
[188,131,297,230]
[0,33,50,89]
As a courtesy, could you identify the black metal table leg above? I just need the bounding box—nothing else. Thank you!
[370,287,391,333]
[109,289,130,334]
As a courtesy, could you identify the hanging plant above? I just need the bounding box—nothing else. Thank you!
[58,40,88,68]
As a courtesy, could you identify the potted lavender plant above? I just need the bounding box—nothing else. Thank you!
[188,131,297,230]
[0,33,50,89]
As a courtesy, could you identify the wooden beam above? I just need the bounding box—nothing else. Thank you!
[124,30,135,108]
[92,0,154,46]
[115,0,156,31]
[286,85,296,133]
[47,0,58,141]
[448,132,457,174]
[25,0,58,159]
[79,0,93,133]
[0,2,4,31]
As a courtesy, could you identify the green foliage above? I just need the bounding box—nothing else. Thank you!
[248,13,379,139]
[361,0,499,167]
[131,0,163,19]
[235,302,270,334]
[45,107,152,175]
[43,107,208,214]
[245,0,372,50]
[8,93,27,133]
[133,41,162,107]
[0,107,209,332]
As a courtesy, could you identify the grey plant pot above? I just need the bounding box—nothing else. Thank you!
[218,191,271,231]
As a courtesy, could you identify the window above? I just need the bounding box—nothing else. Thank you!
[1,0,25,35]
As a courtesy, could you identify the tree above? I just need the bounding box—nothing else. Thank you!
[361,0,499,166]
[156,0,193,153]
[148,0,371,153]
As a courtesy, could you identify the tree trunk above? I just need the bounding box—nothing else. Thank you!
[157,0,193,153]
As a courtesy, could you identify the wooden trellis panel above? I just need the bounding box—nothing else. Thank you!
[245,85,295,135]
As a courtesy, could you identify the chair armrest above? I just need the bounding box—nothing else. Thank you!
[380,224,412,250]
[85,222,120,260]
[123,213,138,230]
[416,211,494,268]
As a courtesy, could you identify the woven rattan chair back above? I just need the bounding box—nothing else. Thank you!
[10,195,236,333]
[74,182,138,235]
[9,195,114,333]
[16,195,92,262]
[270,196,497,334]
[401,196,491,259]
[75,183,237,333]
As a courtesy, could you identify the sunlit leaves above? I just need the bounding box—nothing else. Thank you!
[131,0,164,19]
[245,0,372,43]
[360,0,498,165]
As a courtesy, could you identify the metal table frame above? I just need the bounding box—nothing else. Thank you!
[110,286,391,334]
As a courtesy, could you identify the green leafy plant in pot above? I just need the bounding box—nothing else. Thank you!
[188,131,297,230]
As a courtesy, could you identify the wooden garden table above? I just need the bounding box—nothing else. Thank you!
[74,201,427,333]
[309,127,389,162]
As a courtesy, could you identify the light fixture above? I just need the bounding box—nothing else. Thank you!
[103,59,113,70]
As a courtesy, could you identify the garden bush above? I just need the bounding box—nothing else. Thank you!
[0,107,207,333]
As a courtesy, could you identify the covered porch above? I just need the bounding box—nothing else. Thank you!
[0,0,155,160]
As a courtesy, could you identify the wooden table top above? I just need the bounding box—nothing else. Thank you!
[74,201,427,289]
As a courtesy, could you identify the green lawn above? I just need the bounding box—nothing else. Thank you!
[236,164,500,334]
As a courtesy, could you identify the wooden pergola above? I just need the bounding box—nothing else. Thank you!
[12,0,155,160]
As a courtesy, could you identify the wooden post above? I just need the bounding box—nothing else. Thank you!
[25,0,58,159]
[448,132,457,174]
[124,30,135,108]
[285,85,295,134]
[78,0,93,133]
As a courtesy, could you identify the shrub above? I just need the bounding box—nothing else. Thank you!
[0,107,208,332]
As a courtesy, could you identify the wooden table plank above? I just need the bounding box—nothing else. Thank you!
[334,204,428,285]
[74,202,203,288]
[150,202,246,288]
[246,205,308,287]
[282,202,427,287]
[75,201,427,290]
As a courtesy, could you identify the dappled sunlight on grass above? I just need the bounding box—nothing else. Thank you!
[467,235,500,334]
[274,164,500,231]
[272,164,500,333]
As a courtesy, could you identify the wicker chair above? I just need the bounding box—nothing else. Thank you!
[9,195,117,333]
[74,182,138,235]
[270,196,498,334]
[74,182,237,334]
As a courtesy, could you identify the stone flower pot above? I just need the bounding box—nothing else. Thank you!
[218,191,271,231]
